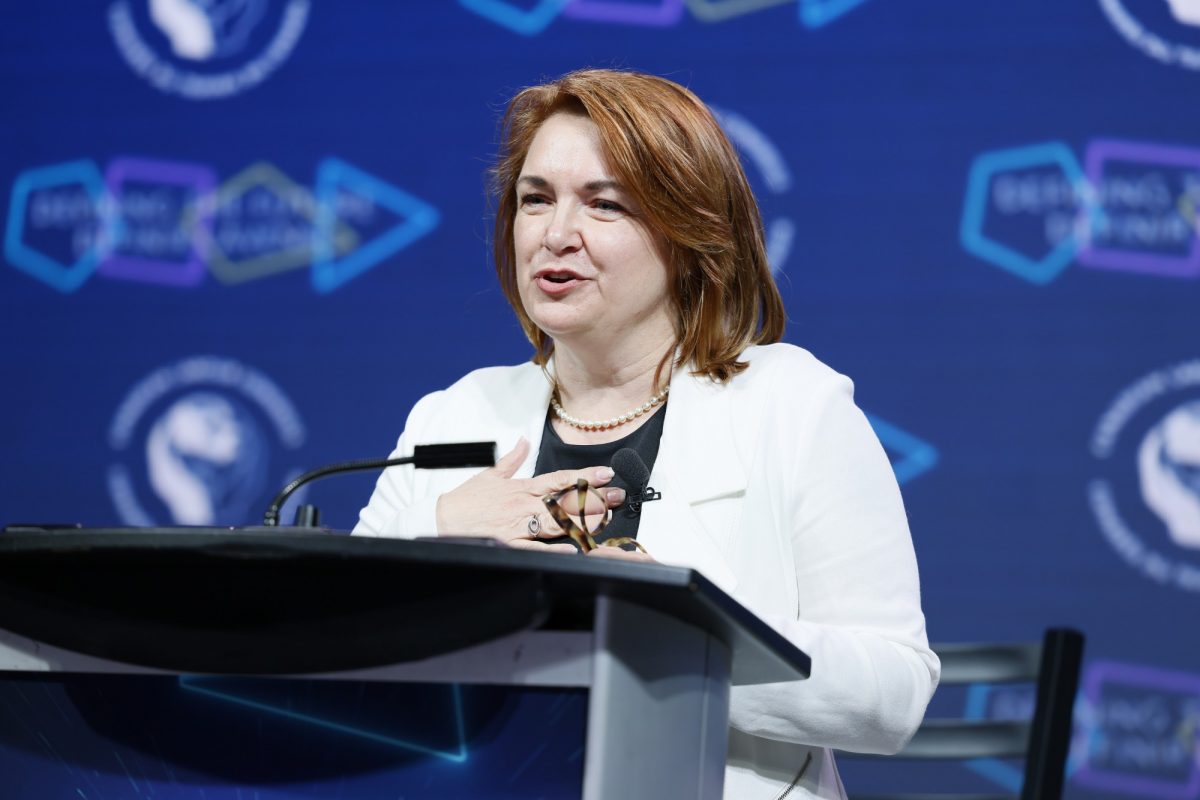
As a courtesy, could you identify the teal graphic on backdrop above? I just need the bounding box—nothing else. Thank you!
[960,141,1086,285]
[4,157,438,293]
[3,160,112,293]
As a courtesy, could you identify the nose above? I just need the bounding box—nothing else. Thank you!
[543,205,582,253]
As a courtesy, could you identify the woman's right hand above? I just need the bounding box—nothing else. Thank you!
[434,438,625,552]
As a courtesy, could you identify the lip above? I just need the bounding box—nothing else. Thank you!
[533,267,588,296]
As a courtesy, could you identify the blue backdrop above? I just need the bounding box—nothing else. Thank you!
[2,1,1199,796]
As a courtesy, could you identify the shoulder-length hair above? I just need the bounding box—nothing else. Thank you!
[492,69,785,384]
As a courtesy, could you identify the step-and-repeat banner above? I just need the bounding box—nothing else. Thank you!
[2,1,1198,796]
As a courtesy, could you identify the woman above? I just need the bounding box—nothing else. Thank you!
[354,69,938,799]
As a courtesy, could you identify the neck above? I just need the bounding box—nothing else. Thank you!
[552,333,675,420]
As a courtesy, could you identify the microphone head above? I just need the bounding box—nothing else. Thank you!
[611,448,650,490]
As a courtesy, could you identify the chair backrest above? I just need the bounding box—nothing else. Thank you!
[837,627,1085,800]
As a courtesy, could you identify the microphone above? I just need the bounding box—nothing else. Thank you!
[262,442,496,527]
[611,448,661,515]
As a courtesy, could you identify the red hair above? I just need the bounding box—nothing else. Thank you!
[493,69,785,383]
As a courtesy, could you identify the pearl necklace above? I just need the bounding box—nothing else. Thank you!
[551,385,669,431]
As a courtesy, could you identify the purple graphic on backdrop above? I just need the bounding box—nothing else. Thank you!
[100,157,217,287]
[1078,139,1200,279]
[563,0,685,25]
[1074,661,1200,798]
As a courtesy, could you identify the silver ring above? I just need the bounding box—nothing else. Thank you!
[527,514,542,537]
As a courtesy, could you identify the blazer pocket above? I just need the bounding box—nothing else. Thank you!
[638,478,742,594]
[690,491,746,561]
[680,492,745,594]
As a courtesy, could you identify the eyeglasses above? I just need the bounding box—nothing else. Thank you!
[542,478,648,554]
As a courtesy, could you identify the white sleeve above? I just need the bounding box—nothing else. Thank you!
[728,372,940,754]
[351,391,444,539]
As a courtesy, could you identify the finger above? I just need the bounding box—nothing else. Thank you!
[585,546,655,563]
[508,538,578,554]
[523,511,564,539]
[550,489,623,518]
[531,465,614,494]
[491,438,530,479]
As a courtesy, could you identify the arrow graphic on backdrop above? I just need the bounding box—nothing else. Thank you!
[866,414,940,485]
[311,157,441,294]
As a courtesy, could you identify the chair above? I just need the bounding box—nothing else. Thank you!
[837,627,1085,800]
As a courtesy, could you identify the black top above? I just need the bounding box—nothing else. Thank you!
[533,404,666,549]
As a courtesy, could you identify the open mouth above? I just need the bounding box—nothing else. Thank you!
[535,269,585,294]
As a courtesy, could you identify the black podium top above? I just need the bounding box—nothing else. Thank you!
[0,529,810,685]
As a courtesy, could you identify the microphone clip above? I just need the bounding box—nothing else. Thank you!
[626,486,661,514]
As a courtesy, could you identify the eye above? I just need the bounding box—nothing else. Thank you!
[519,193,550,208]
[592,198,626,215]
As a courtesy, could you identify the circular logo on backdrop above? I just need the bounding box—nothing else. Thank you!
[711,107,796,277]
[107,0,310,100]
[1088,360,1200,592]
[108,356,306,526]
[1098,0,1200,72]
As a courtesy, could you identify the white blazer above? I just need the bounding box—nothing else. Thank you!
[355,343,939,800]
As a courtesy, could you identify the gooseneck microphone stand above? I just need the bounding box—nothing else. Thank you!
[262,442,496,527]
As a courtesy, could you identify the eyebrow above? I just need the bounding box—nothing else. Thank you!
[517,176,625,192]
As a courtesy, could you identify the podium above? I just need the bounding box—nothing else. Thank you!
[0,529,810,799]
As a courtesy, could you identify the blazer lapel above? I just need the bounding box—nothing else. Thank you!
[639,365,747,594]
[656,364,747,502]
[486,361,553,480]
[514,368,552,480]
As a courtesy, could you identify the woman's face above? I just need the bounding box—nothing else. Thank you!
[513,111,674,356]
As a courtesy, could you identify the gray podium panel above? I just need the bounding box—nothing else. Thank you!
[584,596,732,800]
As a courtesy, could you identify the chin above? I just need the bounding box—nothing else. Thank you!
[525,307,592,341]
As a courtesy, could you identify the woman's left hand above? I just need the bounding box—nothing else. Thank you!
[585,546,656,563]
[508,538,577,555]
